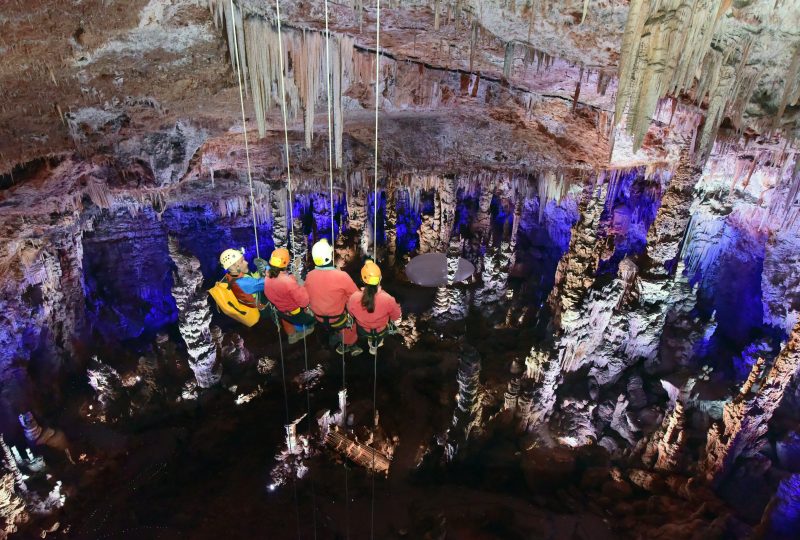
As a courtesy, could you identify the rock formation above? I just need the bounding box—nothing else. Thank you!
[548,181,608,329]
[700,322,800,486]
[86,356,125,423]
[448,345,483,457]
[642,402,687,472]
[168,237,220,388]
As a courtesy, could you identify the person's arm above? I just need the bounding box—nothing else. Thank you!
[385,293,402,322]
[236,275,265,295]
[344,273,359,296]
[290,276,310,307]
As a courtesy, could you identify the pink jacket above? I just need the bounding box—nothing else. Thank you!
[347,288,402,331]
[264,273,309,313]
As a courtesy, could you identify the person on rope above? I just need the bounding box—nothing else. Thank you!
[304,239,363,356]
[347,259,402,355]
[263,247,316,344]
[220,248,269,309]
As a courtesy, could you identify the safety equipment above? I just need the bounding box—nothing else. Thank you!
[208,281,260,327]
[269,248,290,269]
[361,259,382,285]
[312,238,334,267]
[220,248,245,271]
[253,257,269,275]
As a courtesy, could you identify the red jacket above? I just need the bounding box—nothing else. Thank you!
[264,273,309,313]
[347,287,402,331]
[304,268,358,317]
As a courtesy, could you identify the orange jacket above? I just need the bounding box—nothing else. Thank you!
[347,288,402,332]
[304,268,359,317]
[264,273,309,313]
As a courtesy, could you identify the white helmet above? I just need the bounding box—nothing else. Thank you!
[311,238,334,266]
[220,248,244,270]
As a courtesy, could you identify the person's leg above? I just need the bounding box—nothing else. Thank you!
[342,325,358,346]
[281,319,296,335]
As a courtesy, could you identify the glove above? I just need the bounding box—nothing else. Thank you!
[253,257,268,275]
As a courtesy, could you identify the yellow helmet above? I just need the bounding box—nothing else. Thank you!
[361,259,382,286]
[220,248,245,271]
[269,248,291,269]
[312,238,334,266]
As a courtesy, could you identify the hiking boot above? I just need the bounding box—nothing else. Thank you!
[336,343,363,357]
[288,326,314,344]
[368,337,384,355]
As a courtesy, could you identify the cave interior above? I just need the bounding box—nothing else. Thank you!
[2,0,800,538]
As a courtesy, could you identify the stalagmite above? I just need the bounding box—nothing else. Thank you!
[0,436,26,494]
[86,356,124,422]
[0,463,28,537]
[642,402,687,472]
[168,237,220,388]
[520,344,561,430]
[700,321,800,486]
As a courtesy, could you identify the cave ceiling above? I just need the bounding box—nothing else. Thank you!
[1,0,799,179]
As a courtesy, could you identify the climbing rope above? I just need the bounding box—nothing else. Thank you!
[324,3,352,537]
[274,1,317,538]
[274,0,296,260]
[229,0,261,258]
[301,327,318,540]
[370,1,381,539]
[372,0,381,263]
[276,324,302,540]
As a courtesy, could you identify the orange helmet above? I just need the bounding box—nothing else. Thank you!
[361,259,382,286]
[269,248,290,269]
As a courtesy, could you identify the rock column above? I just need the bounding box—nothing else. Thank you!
[168,238,220,388]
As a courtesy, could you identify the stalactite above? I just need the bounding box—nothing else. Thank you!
[700,321,800,486]
[168,237,219,388]
[774,43,800,132]
[615,0,735,154]
[210,2,355,164]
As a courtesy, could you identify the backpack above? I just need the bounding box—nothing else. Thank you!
[208,280,260,327]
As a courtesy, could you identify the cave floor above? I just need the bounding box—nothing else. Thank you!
[20,299,620,539]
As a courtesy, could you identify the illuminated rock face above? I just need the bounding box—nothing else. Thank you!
[548,182,608,330]
[700,322,800,486]
[642,402,686,472]
[762,231,800,333]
